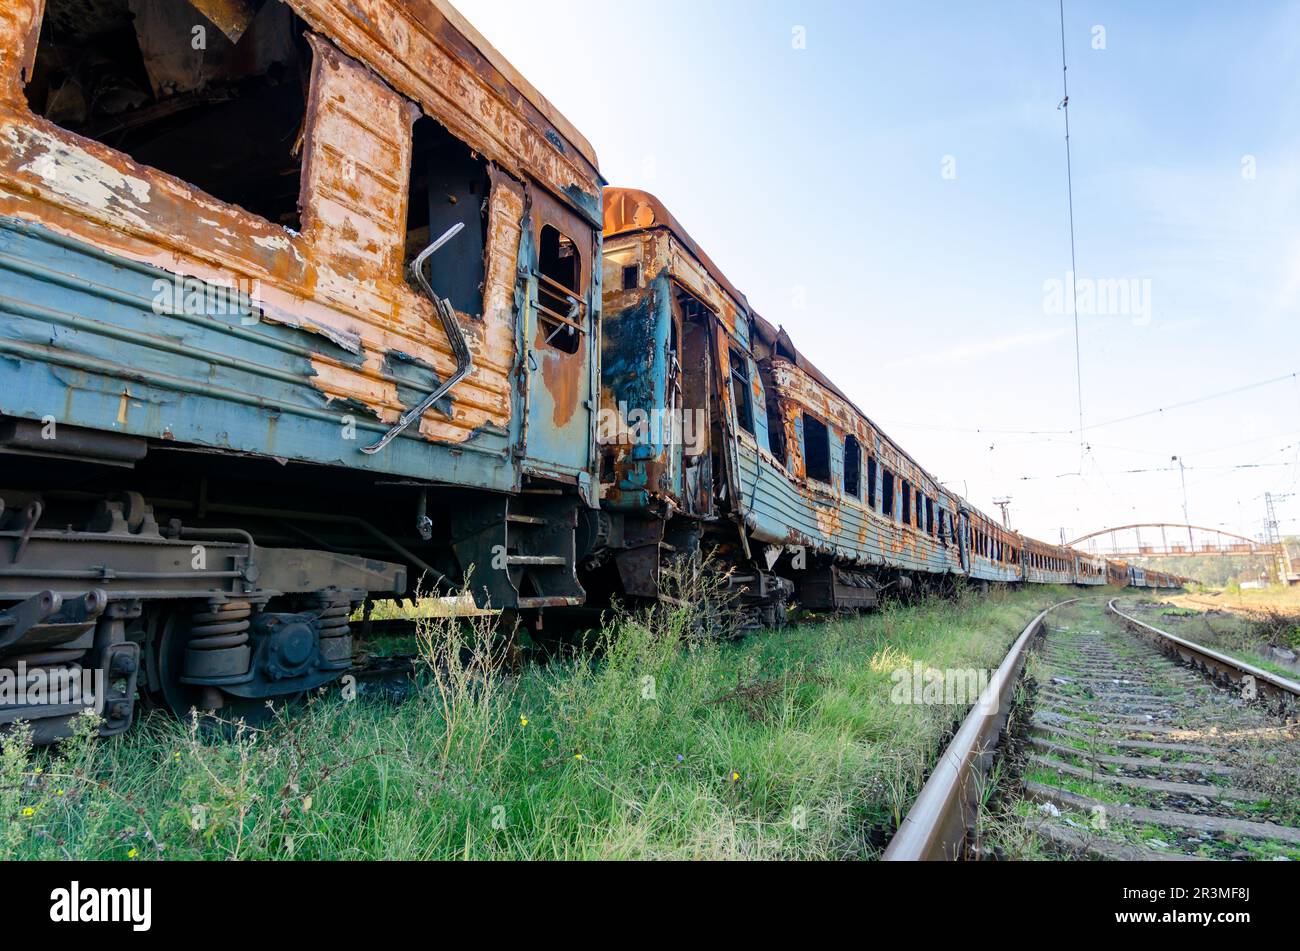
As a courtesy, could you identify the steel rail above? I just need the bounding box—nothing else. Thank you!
[882,597,1079,861]
[1106,598,1300,704]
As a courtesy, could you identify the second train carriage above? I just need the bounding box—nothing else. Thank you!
[582,188,1175,618]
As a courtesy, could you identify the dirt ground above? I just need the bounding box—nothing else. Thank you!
[1125,589,1300,679]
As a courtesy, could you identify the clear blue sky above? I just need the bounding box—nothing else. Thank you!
[458,0,1300,544]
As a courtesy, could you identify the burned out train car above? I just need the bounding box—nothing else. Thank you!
[586,188,1186,615]
[1073,551,1108,586]
[0,0,604,739]
[592,187,970,619]
[0,0,1186,744]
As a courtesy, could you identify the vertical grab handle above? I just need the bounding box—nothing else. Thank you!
[361,224,475,455]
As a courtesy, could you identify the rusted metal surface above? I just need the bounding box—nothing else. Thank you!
[0,0,602,483]
[186,0,256,43]
[883,598,1079,860]
[600,187,1066,582]
[1107,598,1299,704]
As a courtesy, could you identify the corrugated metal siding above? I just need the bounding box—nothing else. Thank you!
[968,558,1022,583]
[0,216,515,487]
[736,440,963,575]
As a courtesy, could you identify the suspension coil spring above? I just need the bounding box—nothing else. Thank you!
[304,594,353,671]
[182,601,253,685]
[5,649,88,706]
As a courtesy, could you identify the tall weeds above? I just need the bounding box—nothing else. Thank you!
[0,580,1067,860]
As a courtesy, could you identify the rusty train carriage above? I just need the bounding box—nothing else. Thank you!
[0,1,1185,743]
[0,0,604,741]
[1073,551,1108,586]
[0,0,602,488]
[1022,535,1075,586]
[595,189,1055,615]
[590,188,1184,618]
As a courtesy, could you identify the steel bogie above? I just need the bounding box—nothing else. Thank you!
[0,490,404,741]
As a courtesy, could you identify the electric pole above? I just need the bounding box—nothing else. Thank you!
[1171,455,1192,549]
[993,497,1012,528]
[1265,492,1296,584]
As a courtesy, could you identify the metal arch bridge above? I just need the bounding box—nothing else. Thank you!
[1066,524,1275,559]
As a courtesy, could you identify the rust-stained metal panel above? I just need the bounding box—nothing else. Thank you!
[188,0,256,43]
[600,186,1080,583]
[0,0,603,482]
[292,0,601,219]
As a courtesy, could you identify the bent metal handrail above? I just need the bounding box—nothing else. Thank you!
[882,598,1080,861]
[362,223,475,455]
[1106,598,1300,704]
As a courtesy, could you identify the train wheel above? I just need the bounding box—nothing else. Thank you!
[153,609,210,716]
[152,607,293,728]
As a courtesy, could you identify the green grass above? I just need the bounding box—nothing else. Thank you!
[1,585,1071,861]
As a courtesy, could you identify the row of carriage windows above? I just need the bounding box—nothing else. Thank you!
[795,410,1080,570]
[797,411,959,545]
[1028,553,1070,572]
[23,0,586,354]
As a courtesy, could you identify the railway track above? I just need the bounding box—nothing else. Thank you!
[884,595,1300,861]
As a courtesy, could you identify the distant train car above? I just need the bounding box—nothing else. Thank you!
[965,513,1021,585]
[1107,560,1130,586]
[583,187,1172,621]
[593,188,1050,619]
[1073,552,1107,586]
[1022,537,1074,585]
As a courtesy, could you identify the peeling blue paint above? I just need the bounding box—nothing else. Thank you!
[0,216,514,487]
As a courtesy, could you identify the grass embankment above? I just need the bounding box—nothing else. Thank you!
[2,585,1071,860]
[1139,588,1300,679]
[1178,584,1300,615]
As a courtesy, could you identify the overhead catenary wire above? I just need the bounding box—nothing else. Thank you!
[1058,0,1085,462]
[877,369,1299,438]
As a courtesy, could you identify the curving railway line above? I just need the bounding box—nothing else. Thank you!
[884,596,1300,861]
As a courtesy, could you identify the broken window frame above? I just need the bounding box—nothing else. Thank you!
[765,397,787,468]
[843,434,861,498]
[403,114,491,318]
[801,412,831,484]
[22,0,315,231]
[729,348,755,436]
[535,222,587,355]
